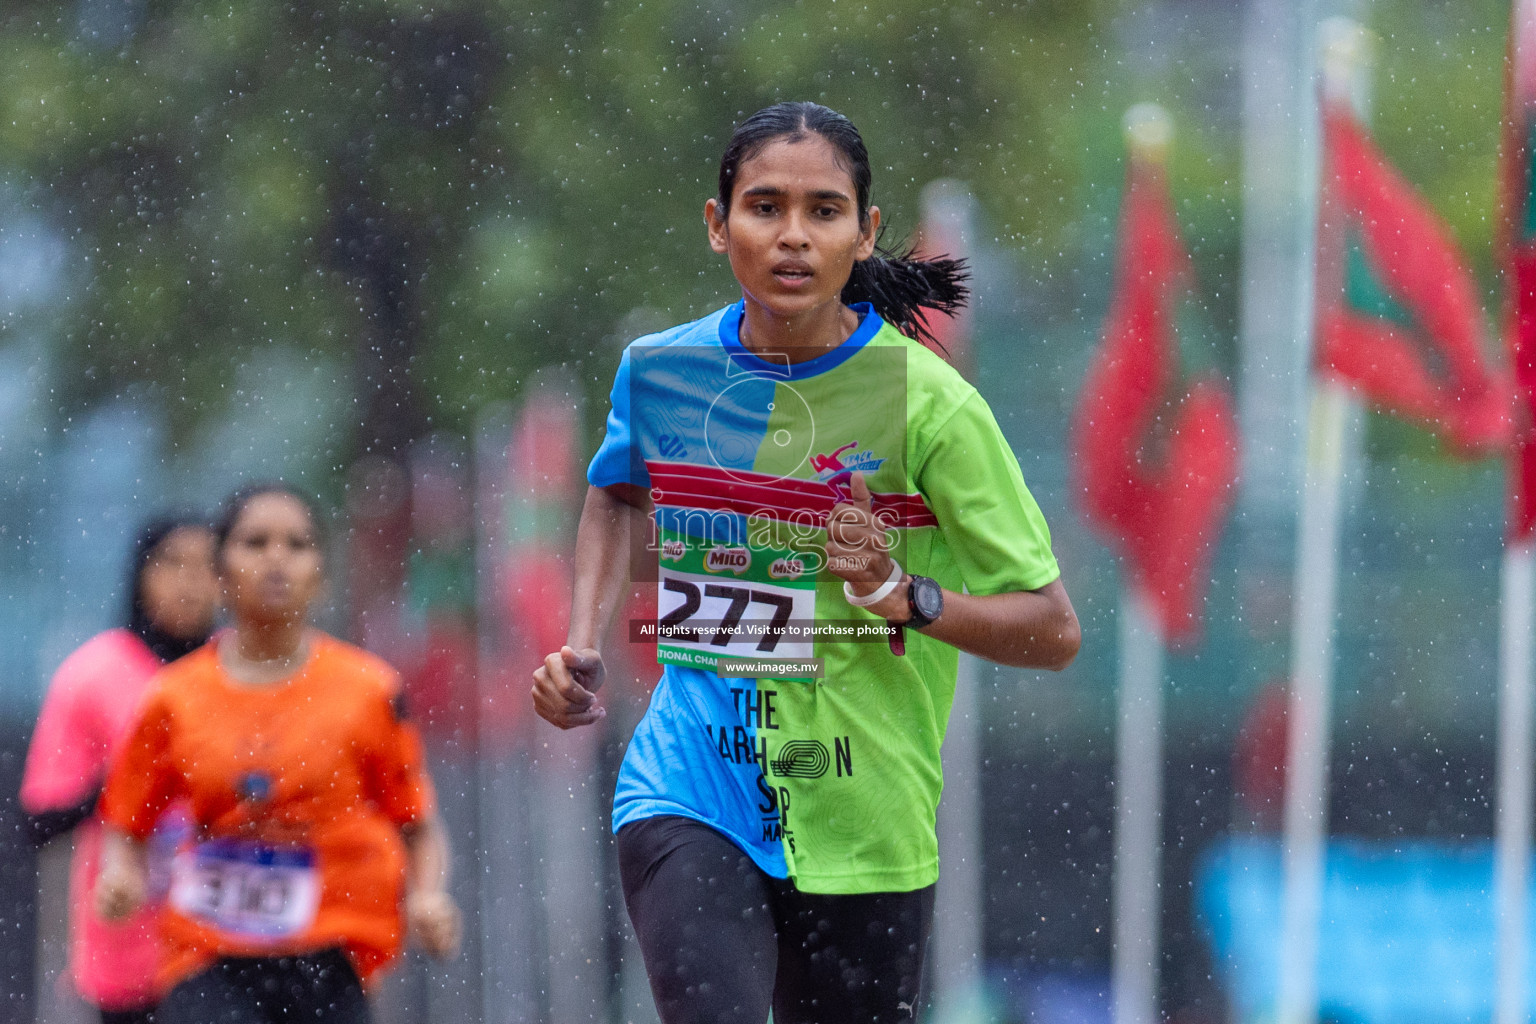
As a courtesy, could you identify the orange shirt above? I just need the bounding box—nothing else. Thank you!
[101,634,435,989]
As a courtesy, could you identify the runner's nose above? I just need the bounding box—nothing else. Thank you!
[779,211,811,250]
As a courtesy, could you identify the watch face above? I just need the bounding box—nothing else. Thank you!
[912,576,943,621]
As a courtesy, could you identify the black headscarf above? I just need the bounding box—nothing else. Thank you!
[127,514,213,664]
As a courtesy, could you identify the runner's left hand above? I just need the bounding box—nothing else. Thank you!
[407,888,462,959]
[825,472,907,620]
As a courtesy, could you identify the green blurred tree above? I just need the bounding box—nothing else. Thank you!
[0,0,1122,455]
[1,1,507,458]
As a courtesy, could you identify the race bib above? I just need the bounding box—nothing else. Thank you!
[170,838,319,939]
[654,529,818,678]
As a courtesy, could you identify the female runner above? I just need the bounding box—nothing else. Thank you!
[96,483,460,1024]
[22,515,219,1024]
[532,101,1080,1023]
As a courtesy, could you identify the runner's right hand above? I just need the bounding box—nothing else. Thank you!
[532,646,607,730]
[94,859,147,922]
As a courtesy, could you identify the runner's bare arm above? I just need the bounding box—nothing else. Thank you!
[568,482,652,651]
[94,825,149,922]
[403,813,461,958]
[829,473,1080,670]
[531,483,653,729]
[911,580,1080,669]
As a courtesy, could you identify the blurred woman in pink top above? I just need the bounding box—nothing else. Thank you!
[21,516,219,1024]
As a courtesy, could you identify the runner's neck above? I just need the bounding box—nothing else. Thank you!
[737,299,862,365]
[220,626,314,686]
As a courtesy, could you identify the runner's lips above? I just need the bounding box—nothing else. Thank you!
[773,261,813,284]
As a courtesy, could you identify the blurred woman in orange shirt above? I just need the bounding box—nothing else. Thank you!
[96,483,460,1024]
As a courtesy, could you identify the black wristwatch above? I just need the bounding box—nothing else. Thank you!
[904,575,943,629]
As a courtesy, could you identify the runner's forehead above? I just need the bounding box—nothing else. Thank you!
[229,493,317,537]
[149,527,214,562]
[730,137,857,201]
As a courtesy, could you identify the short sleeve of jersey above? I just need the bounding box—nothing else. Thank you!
[588,347,647,489]
[360,685,436,827]
[100,689,180,842]
[20,663,103,813]
[918,392,1061,595]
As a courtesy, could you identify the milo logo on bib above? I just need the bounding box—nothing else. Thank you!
[769,557,807,580]
[654,526,817,677]
[705,546,751,574]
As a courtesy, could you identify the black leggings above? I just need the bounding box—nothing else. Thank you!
[617,815,933,1024]
[100,1010,156,1024]
[156,949,369,1024]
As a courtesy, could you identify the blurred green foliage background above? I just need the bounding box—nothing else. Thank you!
[0,0,1510,461]
[0,0,1115,451]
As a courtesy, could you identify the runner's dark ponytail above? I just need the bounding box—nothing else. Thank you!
[841,240,968,349]
[716,102,970,350]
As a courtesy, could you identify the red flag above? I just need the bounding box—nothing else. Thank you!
[1073,139,1239,644]
[1502,0,1536,540]
[1315,97,1510,455]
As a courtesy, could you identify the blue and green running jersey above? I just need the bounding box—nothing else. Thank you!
[590,301,1060,893]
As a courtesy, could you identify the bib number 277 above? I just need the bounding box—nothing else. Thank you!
[658,578,792,651]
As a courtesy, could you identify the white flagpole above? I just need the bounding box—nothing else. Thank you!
[927,180,986,1022]
[473,403,543,1024]
[1112,586,1165,1024]
[1276,19,1369,1024]
[935,653,986,1018]
[1276,378,1352,1024]
[1107,104,1175,1024]
[519,380,608,1024]
[1495,10,1536,1022]
[1496,540,1536,1024]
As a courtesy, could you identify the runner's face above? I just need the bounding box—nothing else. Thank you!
[219,493,324,626]
[140,526,219,641]
[706,134,879,323]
